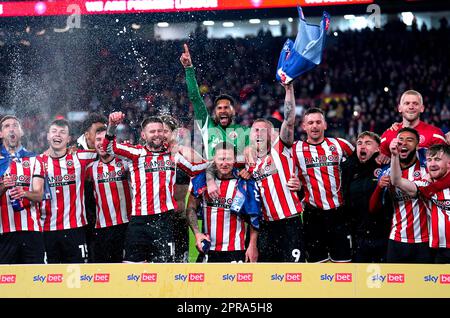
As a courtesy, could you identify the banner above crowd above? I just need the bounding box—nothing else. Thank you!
[0,0,373,17]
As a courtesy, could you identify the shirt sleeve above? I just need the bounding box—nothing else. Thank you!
[175,151,209,177]
[103,136,145,161]
[185,67,209,128]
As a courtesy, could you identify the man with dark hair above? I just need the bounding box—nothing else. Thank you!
[77,113,108,150]
[0,115,45,264]
[371,127,432,263]
[180,44,250,163]
[76,113,107,263]
[391,143,450,263]
[85,126,131,262]
[39,119,97,263]
[104,111,208,263]
[293,107,355,263]
[342,131,390,263]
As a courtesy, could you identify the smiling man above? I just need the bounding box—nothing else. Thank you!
[379,127,432,263]
[391,143,450,263]
[180,44,250,163]
[378,90,446,164]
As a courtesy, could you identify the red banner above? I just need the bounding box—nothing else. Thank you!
[0,0,373,17]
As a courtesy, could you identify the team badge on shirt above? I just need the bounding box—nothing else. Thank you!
[22,160,30,168]
[374,168,382,178]
[67,160,74,167]
[329,145,336,152]
[228,131,238,140]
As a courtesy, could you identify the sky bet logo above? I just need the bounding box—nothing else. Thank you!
[0,274,16,284]
[424,274,450,284]
[175,273,205,282]
[80,273,110,283]
[127,273,157,282]
[321,273,352,282]
[222,273,253,282]
[371,273,405,284]
[271,273,302,282]
[33,274,63,283]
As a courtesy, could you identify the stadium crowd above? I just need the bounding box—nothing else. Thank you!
[0,16,450,264]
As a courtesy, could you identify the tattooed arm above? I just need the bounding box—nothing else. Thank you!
[280,83,296,147]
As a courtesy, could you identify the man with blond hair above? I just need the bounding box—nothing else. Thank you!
[377,90,446,164]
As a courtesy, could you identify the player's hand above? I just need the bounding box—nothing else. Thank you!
[388,122,401,132]
[194,233,210,253]
[207,179,220,200]
[180,44,193,68]
[389,138,401,156]
[238,168,251,180]
[245,244,258,263]
[108,112,125,127]
[375,153,391,165]
[287,174,301,191]
[9,186,25,200]
[2,175,16,189]
[378,175,390,188]
[281,82,293,91]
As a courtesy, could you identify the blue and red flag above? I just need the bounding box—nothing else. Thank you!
[276,6,330,84]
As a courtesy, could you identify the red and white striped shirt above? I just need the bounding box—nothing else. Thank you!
[0,156,44,234]
[200,178,246,251]
[293,137,354,210]
[86,157,132,229]
[415,180,450,248]
[249,137,302,221]
[40,151,97,231]
[105,138,208,216]
[384,161,429,243]
[380,121,446,157]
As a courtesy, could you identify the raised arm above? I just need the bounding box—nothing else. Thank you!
[104,112,142,160]
[280,83,296,147]
[180,44,209,126]
[389,138,417,197]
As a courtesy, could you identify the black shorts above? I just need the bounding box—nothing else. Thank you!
[198,250,245,263]
[258,215,306,263]
[92,223,128,263]
[124,212,175,263]
[353,236,388,263]
[386,240,433,263]
[303,205,352,263]
[434,248,450,264]
[0,231,45,264]
[173,215,189,263]
[44,227,88,264]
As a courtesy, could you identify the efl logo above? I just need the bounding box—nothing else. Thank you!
[141,273,157,283]
[335,273,352,282]
[46,274,63,283]
[93,273,110,283]
[236,273,253,282]
[188,273,205,282]
[387,273,405,283]
[285,273,302,282]
[0,274,16,284]
[440,274,450,284]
